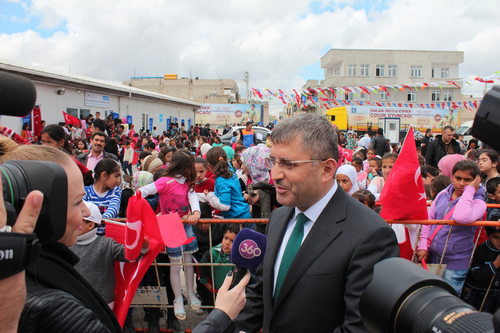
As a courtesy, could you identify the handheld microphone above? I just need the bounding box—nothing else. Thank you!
[229,228,266,289]
[0,71,37,117]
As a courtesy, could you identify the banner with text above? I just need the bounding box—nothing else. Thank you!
[349,106,458,128]
[196,104,263,125]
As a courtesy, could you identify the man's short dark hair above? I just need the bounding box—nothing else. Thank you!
[93,119,106,132]
[426,128,432,135]
[91,131,106,140]
[377,128,384,135]
[443,125,454,133]
[246,121,252,126]
[147,141,156,150]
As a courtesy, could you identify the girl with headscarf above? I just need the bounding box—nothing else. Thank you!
[240,145,271,185]
[438,154,466,179]
[335,165,360,196]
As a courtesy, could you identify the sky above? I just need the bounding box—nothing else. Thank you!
[1,0,499,116]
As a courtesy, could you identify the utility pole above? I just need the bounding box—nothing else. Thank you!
[244,72,249,103]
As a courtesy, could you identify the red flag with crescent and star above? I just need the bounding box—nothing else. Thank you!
[62,111,81,126]
[380,127,428,259]
[33,105,43,140]
[106,191,164,326]
[343,148,353,162]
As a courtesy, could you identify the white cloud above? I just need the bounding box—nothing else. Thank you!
[0,0,498,106]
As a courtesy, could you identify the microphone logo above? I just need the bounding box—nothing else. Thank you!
[239,239,262,259]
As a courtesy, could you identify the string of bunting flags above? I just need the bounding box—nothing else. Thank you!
[250,71,500,110]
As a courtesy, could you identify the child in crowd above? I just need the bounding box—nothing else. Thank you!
[421,165,440,186]
[352,189,376,211]
[417,160,487,296]
[335,165,360,196]
[461,227,500,313]
[367,156,382,185]
[139,149,202,320]
[351,156,367,189]
[486,177,500,220]
[479,149,500,187]
[123,140,134,175]
[195,157,223,219]
[430,175,452,200]
[367,153,398,200]
[83,158,122,235]
[70,201,149,308]
[158,146,173,169]
[199,224,240,305]
[203,147,252,223]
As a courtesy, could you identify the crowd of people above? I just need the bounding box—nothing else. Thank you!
[2,112,500,332]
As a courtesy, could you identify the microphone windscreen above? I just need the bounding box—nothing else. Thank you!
[0,72,37,117]
[231,228,267,271]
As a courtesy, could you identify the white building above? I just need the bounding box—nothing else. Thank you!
[0,60,200,133]
[303,49,464,115]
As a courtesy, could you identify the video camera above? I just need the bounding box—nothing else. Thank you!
[0,71,69,280]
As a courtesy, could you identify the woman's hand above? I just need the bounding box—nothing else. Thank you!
[416,249,428,262]
[188,211,201,225]
[214,270,251,320]
[470,175,481,192]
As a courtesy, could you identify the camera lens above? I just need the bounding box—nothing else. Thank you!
[397,286,493,333]
[0,160,68,243]
[361,258,495,333]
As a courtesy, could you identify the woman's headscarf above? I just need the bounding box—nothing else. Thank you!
[336,165,360,195]
[200,143,212,157]
[438,154,466,179]
[241,145,271,183]
[133,171,154,191]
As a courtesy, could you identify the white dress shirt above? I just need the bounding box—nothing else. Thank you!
[273,181,338,294]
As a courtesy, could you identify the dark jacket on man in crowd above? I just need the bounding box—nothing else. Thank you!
[426,135,461,168]
[420,135,432,157]
[77,150,120,167]
[370,135,390,157]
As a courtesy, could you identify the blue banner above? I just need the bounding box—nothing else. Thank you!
[112,112,119,120]
[167,118,171,130]
[22,115,30,126]
[149,118,153,131]
[188,118,191,128]
[127,115,133,125]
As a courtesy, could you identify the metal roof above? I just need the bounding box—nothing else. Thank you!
[0,59,201,108]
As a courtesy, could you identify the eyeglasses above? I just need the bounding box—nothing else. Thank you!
[264,157,328,170]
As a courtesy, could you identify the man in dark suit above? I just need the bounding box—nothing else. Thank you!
[235,114,399,333]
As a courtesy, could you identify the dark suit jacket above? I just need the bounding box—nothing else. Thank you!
[235,187,399,333]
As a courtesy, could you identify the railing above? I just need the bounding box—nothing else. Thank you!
[110,211,500,331]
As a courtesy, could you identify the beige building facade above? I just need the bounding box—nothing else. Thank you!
[303,49,464,117]
[124,77,240,105]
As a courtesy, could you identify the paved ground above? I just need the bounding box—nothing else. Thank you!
[129,268,210,332]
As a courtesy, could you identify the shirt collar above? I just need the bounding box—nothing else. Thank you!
[294,181,338,223]
[90,150,104,159]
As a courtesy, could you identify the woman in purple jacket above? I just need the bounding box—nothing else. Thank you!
[417,160,486,296]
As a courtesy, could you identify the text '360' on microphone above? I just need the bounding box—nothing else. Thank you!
[0,71,37,117]
[229,228,267,289]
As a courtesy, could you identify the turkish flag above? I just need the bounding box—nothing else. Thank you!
[106,191,164,327]
[33,106,43,139]
[62,111,81,126]
[380,127,428,220]
[380,127,427,260]
[343,148,353,162]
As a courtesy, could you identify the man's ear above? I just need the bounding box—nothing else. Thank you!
[323,158,338,182]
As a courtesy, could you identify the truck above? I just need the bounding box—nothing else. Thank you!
[325,105,459,143]
[456,120,473,144]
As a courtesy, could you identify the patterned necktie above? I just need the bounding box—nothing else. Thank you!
[274,212,309,303]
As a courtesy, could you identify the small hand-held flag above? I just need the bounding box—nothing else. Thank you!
[62,111,81,126]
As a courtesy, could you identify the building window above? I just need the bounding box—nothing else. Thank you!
[345,92,353,100]
[376,65,385,77]
[407,91,415,102]
[348,64,357,76]
[360,93,365,99]
[411,65,422,78]
[444,90,452,102]
[66,108,78,118]
[388,65,397,77]
[380,91,389,101]
[441,67,450,78]
[431,67,435,78]
[431,90,441,101]
[333,67,340,76]
[360,64,369,77]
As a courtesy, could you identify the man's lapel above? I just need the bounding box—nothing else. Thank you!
[273,188,348,308]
